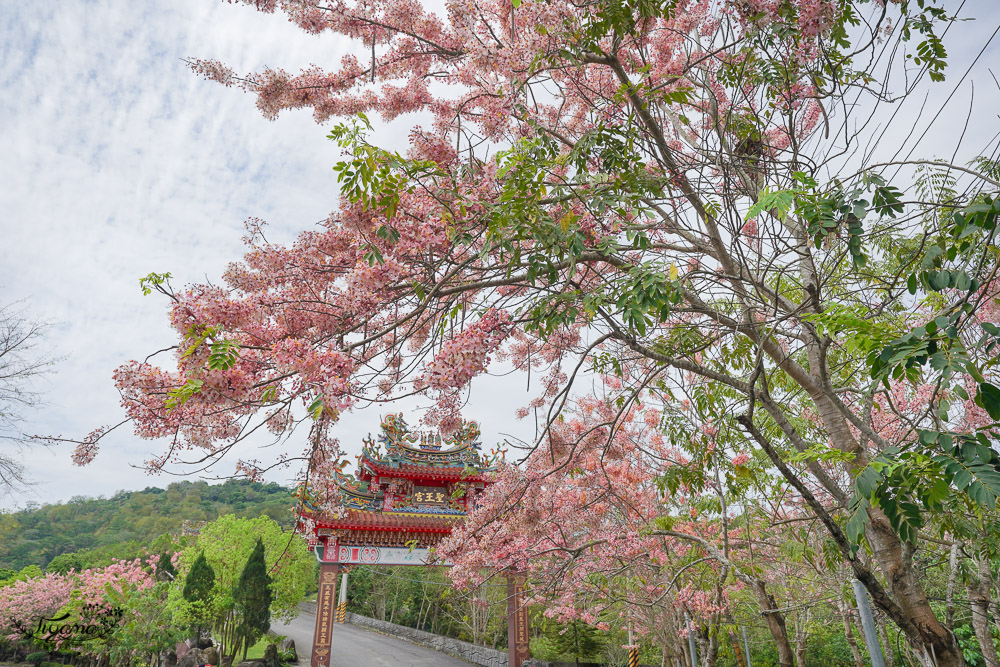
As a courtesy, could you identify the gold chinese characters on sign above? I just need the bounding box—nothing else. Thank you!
[412,485,448,505]
[311,563,339,667]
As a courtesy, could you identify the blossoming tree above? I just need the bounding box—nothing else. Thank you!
[65,0,1000,664]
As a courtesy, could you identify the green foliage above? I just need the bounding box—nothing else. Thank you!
[870,195,1000,392]
[328,114,441,264]
[86,580,185,667]
[184,514,312,621]
[183,551,215,603]
[156,552,177,582]
[233,537,273,658]
[842,194,1000,544]
[558,0,678,52]
[900,2,954,82]
[25,651,47,665]
[614,263,682,336]
[138,271,171,296]
[748,171,905,269]
[44,552,81,574]
[169,514,312,659]
[207,338,241,371]
[345,566,508,649]
[541,618,605,664]
[0,479,295,570]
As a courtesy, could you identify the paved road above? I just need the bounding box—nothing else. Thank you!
[270,608,473,666]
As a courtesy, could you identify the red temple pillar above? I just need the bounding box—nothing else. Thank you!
[506,573,531,667]
[311,562,340,667]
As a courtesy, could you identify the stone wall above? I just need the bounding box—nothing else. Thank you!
[344,612,508,667]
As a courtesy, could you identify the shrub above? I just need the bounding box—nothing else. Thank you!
[25,652,48,665]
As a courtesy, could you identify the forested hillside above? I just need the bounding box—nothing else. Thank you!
[0,480,295,570]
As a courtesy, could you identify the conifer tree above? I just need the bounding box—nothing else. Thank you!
[233,537,272,660]
[182,550,215,641]
[547,619,604,667]
[182,550,214,603]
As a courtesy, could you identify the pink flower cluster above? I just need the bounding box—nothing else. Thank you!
[415,308,512,392]
[0,559,154,642]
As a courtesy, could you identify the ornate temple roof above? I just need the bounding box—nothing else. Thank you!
[302,414,501,535]
[317,508,464,533]
[361,459,489,482]
[359,413,497,472]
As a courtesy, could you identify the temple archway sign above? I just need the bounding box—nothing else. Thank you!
[297,414,531,667]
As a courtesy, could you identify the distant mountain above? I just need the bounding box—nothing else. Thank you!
[0,479,296,570]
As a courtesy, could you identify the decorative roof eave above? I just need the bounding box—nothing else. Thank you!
[314,509,462,533]
[334,481,379,502]
[362,457,494,482]
[392,438,473,457]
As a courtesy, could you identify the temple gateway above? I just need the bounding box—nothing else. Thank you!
[298,414,530,667]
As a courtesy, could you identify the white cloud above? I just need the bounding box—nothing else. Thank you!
[0,0,414,507]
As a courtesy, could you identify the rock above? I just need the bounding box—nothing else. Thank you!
[176,648,204,667]
[161,649,177,667]
[262,643,280,667]
[278,637,297,663]
[202,646,219,665]
[233,661,265,667]
[196,636,214,649]
[221,657,233,667]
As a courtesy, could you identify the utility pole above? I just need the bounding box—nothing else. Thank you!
[742,627,753,667]
[852,580,887,667]
[337,570,349,622]
[627,622,639,667]
[685,613,698,667]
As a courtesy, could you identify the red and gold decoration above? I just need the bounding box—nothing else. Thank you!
[299,415,531,666]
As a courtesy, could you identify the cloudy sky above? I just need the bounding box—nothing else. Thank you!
[0,1,998,509]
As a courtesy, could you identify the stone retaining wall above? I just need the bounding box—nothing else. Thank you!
[344,612,508,667]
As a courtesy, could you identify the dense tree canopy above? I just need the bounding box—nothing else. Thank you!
[68,0,1000,665]
[0,479,294,570]
[169,514,313,659]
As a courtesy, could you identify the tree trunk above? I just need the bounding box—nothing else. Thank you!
[742,400,965,666]
[751,580,795,667]
[794,609,809,667]
[863,514,965,666]
[968,554,1000,667]
[705,623,719,667]
[696,626,717,667]
[878,611,896,667]
[947,541,962,631]
[800,389,964,666]
[838,600,866,667]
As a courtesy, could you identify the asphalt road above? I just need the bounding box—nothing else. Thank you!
[270,608,474,667]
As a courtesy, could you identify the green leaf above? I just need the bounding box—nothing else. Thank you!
[139,271,172,296]
[976,382,1000,420]
[844,496,870,548]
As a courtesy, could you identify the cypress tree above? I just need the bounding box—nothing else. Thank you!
[183,551,215,602]
[233,537,273,660]
[182,550,216,642]
[548,619,604,667]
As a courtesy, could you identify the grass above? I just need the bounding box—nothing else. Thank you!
[232,634,295,665]
[244,635,270,660]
